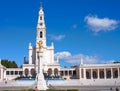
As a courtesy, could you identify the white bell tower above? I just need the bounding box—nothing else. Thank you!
[36,5,46,47]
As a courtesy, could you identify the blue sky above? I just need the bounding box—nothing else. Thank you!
[0,0,120,67]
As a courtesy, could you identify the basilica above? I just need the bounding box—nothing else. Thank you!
[0,5,120,88]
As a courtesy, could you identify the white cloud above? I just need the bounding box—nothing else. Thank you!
[55,51,71,59]
[85,15,119,33]
[100,60,115,64]
[49,34,65,41]
[55,51,98,65]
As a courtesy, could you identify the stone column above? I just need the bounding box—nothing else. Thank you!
[79,68,81,79]
[1,69,3,81]
[52,68,54,76]
[0,69,2,80]
[111,68,113,78]
[0,59,1,65]
[3,70,6,80]
[97,69,99,79]
[67,70,69,76]
[71,70,73,76]
[104,68,106,79]
[58,70,60,76]
[13,71,14,76]
[118,68,119,78]
[83,68,86,79]
[91,69,93,79]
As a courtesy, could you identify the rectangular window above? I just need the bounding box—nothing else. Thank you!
[11,71,13,75]
[6,71,9,75]
[15,71,18,75]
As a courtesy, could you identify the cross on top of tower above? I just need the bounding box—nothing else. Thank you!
[40,2,43,10]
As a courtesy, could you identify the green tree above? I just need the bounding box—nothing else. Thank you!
[1,59,18,68]
[113,61,120,63]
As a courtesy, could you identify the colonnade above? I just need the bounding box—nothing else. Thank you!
[60,68,76,77]
[6,70,23,76]
[79,67,120,79]
[23,68,60,77]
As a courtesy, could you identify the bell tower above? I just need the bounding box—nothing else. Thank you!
[36,4,46,47]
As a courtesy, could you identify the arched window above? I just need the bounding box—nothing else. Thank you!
[100,71,104,79]
[107,71,111,78]
[40,31,43,38]
[93,71,97,79]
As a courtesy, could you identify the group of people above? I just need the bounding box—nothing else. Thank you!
[110,87,119,91]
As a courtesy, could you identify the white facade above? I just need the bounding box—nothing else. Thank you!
[0,60,6,81]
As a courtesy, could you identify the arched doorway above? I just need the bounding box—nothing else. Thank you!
[24,68,29,77]
[54,68,58,77]
[31,68,36,77]
[47,68,52,79]
[48,68,52,76]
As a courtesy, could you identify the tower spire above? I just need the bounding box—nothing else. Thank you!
[36,3,46,47]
